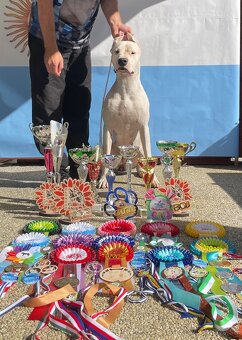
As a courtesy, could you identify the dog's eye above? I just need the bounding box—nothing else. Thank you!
[131,52,136,55]
[115,50,119,54]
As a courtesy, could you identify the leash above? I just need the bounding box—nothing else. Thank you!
[99,59,112,151]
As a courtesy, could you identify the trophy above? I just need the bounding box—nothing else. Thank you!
[69,145,97,182]
[156,140,178,180]
[101,154,122,193]
[51,121,69,183]
[137,157,158,191]
[29,124,54,182]
[171,142,196,178]
[118,145,140,192]
[29,121,69,183]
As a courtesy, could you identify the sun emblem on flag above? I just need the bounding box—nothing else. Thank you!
[4,0,32,53]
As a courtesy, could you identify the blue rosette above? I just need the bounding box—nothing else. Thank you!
[93,234,135,250]
[147,246,194,267]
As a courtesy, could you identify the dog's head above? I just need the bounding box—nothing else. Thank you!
[111,33,141,76]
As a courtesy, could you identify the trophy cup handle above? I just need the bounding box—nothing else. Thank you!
[63,122,69,129]
[185,142,196,155]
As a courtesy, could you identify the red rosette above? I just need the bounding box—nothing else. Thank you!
[98,219,136,236]
[50,244,95,264]
[98,241,134,262]
[141,222,180,237]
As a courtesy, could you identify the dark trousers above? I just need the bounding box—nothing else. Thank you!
[28,34,91,170]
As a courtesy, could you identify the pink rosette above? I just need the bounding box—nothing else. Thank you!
[50,244,95,264]
[141,221,180,237]
[97,219,136,236]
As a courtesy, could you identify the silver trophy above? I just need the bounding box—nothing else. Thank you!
[156,140,178,180]
[29,121,69,183]
[118,145,140,191]
[29,123,54,182]
[51,121,69,184]
[69,145,97,182]
[101,154,122,193]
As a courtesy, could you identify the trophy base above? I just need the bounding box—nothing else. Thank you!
[173,211,190,217]
[39,211,61,218]
[92,204,103,216]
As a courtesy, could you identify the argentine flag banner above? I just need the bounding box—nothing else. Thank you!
[0,0,240,158]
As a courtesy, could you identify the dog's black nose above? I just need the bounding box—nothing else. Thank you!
[118,58,128,67]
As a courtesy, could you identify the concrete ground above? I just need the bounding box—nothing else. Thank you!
[0,161,242,340]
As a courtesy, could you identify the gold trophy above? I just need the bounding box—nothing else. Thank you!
[137,157,158,191]
[171,142,196,178]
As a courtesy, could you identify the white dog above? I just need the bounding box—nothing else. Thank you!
[98,33,158,188]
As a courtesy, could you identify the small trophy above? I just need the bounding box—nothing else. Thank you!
[69,145,97,182]
[156,140,178,180]
[101,154,122,193]
[171,142,196,178]
[118,145,140,192]
[137,157,158,191]
[50,121,69,184]
[29,124,54,182]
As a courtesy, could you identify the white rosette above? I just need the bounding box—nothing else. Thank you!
[62,222,96,235]
[13,232,49,247]
[59,247,88,262]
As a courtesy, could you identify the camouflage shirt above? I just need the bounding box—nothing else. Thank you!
[29,0,100,47]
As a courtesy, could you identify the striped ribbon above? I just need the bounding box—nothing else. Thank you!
[34,299,125,340]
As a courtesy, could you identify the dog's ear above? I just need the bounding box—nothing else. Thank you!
[125,32,138,44]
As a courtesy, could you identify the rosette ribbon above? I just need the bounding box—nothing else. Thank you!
[50,245,95,265]
[98,242,134,263]
[53,234,94,249]
[147,246,193,267]
[23,220,61,235]
[190,237,235,257]
[98,219,136,236]
[12,233,50,248]
[62,222,96,235]
[93,235,135,249]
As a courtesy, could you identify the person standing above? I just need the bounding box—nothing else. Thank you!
[28,0,132,179]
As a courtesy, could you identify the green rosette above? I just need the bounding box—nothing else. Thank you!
[23,220,61,235]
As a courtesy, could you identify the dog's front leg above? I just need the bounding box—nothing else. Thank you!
[139,125,159,187]
[98,126,112,188]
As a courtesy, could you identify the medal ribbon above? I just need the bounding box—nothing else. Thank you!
[34,298,125,340]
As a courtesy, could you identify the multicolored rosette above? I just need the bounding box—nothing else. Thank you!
[52,234,94,249]
[50,244,95,264]
[97,219,136,236]
[190,237,236,257]
[147,246,193,267]
[185,220,226,238]
[93,235,135,250]
[141,221,180,237]
[12,232,50,248]
[62,222,96,235]
[98,242,134,262]
[23,220,61,235]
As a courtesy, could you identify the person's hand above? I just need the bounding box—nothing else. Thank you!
[111,23,132,38]
[44,49,64,77]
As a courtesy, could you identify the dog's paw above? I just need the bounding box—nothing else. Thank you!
[98,175,108,189]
